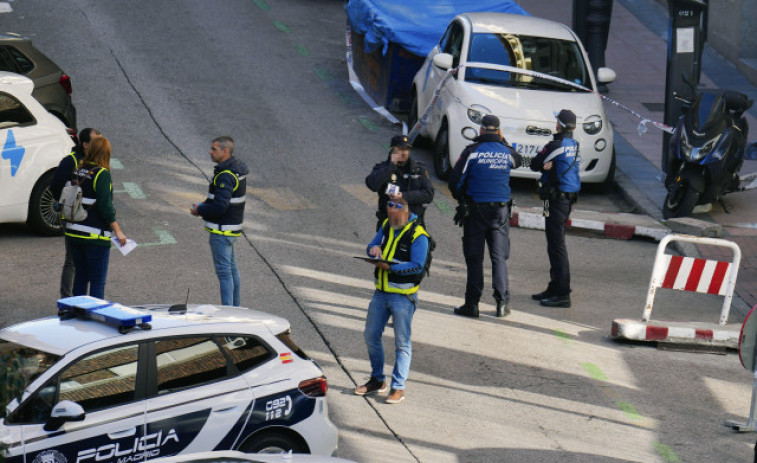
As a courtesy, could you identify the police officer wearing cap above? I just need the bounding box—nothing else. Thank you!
[366,135,434,231]
[530,109,580,308]
[448,115,523,318]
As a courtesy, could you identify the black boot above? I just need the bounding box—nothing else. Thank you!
[540,294,571,308]
[495,300,510,317]
[531,288,554,301]
[454,303,479,318]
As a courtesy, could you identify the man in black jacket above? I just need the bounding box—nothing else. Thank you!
[51,127,101,298]
[366,135,434,230]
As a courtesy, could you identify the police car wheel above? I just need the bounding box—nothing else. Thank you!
[434,122,452,180]
[240,432,307,454]
[28,171,64,236]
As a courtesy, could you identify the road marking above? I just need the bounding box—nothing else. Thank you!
[314,66,333,82]
[581,362,608,381]
[114,182,147,199]
[340,184,376,206]
[434,199,454,216]
[0,3,12,13]
[140,227,177,247]
[653,442,681,462]
[431,179,454,199]
[615,401,643,421]
[294,44,310,57]
[110,158,124,169]
[358,116,378,131]
[249,187,316,210]
[252,0,270,10]
[272,20,290,34]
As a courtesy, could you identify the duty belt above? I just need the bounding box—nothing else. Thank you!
[205,221,242,236]
[65,223,112,240]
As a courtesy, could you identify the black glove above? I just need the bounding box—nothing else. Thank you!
[453,202,470,227]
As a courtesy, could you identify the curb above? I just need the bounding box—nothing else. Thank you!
[611,318,740,348]
[510,207,669,241]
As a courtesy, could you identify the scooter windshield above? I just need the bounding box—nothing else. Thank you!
[690,92,727,136]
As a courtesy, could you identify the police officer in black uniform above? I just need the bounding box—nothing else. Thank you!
[366,135,434,230]
[448,115,523,318]
[530,109,581,308]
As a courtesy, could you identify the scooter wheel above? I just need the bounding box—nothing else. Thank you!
[663,185,699,219]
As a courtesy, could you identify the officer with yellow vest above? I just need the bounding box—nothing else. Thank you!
[51,127,102,298]
[191,136,248,306]
[354,197,429,405]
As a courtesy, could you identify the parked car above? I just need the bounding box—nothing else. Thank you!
[0,33,76,130]
[0,297,339,463]
[148,450,356,462]
[410,13,616,185]
[0,72,74,235]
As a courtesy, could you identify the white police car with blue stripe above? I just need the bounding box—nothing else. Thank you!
[0,297,338,463]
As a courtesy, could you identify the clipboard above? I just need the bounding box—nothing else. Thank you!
[354,256,398,265]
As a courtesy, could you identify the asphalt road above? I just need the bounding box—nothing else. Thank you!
[1,1,756,461]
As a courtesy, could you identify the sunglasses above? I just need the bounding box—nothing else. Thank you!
[387,201,404,209]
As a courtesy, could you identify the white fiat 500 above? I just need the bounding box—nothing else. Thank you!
[0,297,339,463]
[0,71,74,234]
[410,13,616,185]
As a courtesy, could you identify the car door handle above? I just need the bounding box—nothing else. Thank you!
[212,405,239,413]
[108,428,136,439]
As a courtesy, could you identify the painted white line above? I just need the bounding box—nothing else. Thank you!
[0,3,12,13]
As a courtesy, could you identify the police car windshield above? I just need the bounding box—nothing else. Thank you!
[0,340,60,416]
[465,33,591,91]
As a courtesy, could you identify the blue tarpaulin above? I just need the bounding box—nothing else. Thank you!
[345,0,530,57]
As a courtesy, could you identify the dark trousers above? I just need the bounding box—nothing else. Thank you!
[69,239,111,299]
[545,197,572,296]
[60,236,75,298]
[462,204,510,305]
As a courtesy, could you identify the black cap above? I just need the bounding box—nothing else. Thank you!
[481,114,500,130]
[390,135,412,148]
[555,109,577,129]
[78,128,101,144]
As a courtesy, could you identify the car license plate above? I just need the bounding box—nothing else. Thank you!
[513,143,542,156]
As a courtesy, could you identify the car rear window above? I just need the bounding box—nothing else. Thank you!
[6,46,34,74]
[218,335,274,373]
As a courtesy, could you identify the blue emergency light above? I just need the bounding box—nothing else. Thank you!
[57,296,152,333]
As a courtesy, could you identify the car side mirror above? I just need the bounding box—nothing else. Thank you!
[596,67,616,84]
[746,141,757,161]
[433,53,453,71]
[44,400,85,431]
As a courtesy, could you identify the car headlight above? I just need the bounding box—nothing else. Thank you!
[583,115,603,135]
[467,104,492,125]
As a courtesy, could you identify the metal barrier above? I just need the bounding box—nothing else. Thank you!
[643,234,741,326]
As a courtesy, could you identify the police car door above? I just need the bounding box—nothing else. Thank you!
[12,342,147,463]
[142,335,258,457]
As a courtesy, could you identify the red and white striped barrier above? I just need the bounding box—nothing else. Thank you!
[612,234,743,347]
[509,208,669,241]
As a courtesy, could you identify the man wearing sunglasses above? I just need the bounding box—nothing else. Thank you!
[365,135,434,230]
[354,197,430,404]
[448,115,522,318]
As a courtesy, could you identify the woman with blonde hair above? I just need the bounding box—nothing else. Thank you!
[64,136,127,298]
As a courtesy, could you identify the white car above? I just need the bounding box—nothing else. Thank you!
[410,13,616,185]
[0,297,339,463]
[0,71,74,235]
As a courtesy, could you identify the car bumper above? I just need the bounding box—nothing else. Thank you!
[291,397,338,456]
[447,121,614,184]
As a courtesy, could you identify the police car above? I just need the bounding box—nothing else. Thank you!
[0,297,339,463]
[0,71,74,235]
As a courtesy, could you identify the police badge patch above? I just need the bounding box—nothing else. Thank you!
[32,450,67,463]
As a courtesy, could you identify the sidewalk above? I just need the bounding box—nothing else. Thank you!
[527,0,757,320]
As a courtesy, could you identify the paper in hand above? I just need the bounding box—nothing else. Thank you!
[111,238,137,256]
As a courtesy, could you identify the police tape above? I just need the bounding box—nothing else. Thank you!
[406,67,459,142]
[462,61,675,135]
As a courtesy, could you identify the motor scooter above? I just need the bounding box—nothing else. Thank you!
[663,83,757,219]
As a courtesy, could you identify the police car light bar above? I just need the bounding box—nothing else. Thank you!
[57,296,152,333]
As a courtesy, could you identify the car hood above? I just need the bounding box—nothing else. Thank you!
[456,82,605,125]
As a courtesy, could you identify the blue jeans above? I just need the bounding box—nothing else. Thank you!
[209,233,240,306]
[68,239,110,299]
[364,290,417,390]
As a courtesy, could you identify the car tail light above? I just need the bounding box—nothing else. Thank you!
[59,74,72,95]
[298,376,327,397]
